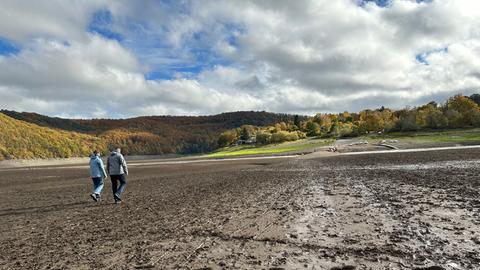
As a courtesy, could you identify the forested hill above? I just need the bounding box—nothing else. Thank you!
[1,110,295,134]
[0,113,99,160]
[0,110,297,159]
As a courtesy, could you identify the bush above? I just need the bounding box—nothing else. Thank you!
[255,131,272,145]
[270,131,299,143]
[296,131,307,139]
[337,122,354,137]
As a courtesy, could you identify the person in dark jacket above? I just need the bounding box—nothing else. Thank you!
[88,150,107,202]
[107,148,128,204]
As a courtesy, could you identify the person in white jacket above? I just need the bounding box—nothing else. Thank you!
[88,150,107,202]
[107,148,128,204]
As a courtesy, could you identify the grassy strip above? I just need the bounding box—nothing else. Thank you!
[360,128,480,143]
[208,138,334,157]
[209,128,480,158]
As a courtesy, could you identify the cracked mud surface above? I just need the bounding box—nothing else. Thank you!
[0,149,479,269]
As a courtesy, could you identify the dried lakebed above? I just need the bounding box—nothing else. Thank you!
[0,149,479,269]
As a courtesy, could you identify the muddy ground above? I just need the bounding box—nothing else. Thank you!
[0,149,479,270]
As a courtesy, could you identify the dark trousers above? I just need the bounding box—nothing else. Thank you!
[110,174,127,197]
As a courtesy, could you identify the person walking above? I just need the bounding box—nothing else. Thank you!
[107,148,128,204]
[89,150,107,202]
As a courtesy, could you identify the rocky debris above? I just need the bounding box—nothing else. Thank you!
[380,139,399,144]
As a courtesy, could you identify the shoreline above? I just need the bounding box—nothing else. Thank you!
[2,140,480,169]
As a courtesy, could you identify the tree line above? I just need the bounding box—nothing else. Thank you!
[218,94,480,147]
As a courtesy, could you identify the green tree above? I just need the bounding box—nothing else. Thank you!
[445,109,463,128]
[395,109,419,131]
[306,121,320,137]
[293,115,301,128]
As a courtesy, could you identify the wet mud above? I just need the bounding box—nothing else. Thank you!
[0,150,479,269]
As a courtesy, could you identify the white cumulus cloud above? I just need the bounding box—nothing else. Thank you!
[0,0,479,117]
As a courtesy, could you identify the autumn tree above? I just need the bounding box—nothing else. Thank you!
[339,111,353,122]
[255,131,272,144]
[360,110,383,132]
[446,94,480,126]
[240,125,256,140]
[313,114,333,132]
[218,130,238,147]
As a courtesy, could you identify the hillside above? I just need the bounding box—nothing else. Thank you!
[0,111,298,159]
[0,113,100,160]
[74,111,299,153]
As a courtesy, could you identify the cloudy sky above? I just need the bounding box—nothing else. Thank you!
[0,0,479,118]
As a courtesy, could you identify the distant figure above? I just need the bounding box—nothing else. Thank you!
[89,150,107,202]
[107,148,128,204]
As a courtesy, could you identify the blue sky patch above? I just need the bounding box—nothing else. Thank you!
[224,23,245,47]
[88,9,123,42]
[358,0,432,8]
[0,37,20,56]
[358,0,391,8]
[416,47,448,65]
[145,65,204,80]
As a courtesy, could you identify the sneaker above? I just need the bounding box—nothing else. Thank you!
[90,193,98,202]
[95,194,101,202]
[114,194,122,203]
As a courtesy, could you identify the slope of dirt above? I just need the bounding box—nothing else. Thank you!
[0,150,479,269]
